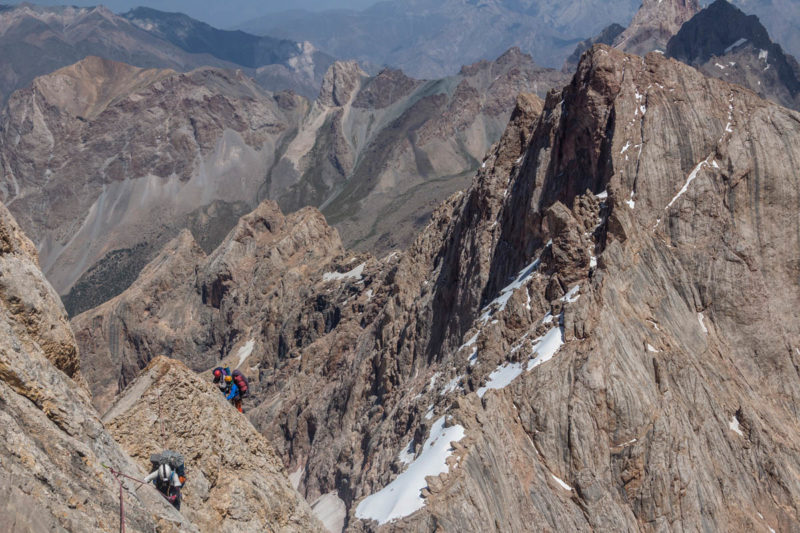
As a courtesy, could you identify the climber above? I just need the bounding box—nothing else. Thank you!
[144,457,184,510]
[212,366,230,384]
[224,374,243,413]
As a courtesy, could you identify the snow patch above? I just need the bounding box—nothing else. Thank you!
[620,141,631,154]
[626,191,635,209]
[424,405,434,420]
[289,466,304,490]
[561,285,580,303]
[323,262,366,282]
[440,376,462,395]
[596,189,608,199]
[467,347,478,366]
[479,243,550,322]
[724,38,748,54]
[398,440,415,465]
[235,339,255,369]
[647,344,659,353]
[759,49,768,61]
[477,362,523,398]
[355,416,465,524]
[698,312,708,333]
[552,474,572,491]
[527,326,565,371]
[729,415,743,436]
[665,156,712,210]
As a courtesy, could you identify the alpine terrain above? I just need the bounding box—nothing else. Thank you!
[71,44,800,532]
[0,48,566,316]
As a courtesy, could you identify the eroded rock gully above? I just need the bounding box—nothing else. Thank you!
[74,45,800,532]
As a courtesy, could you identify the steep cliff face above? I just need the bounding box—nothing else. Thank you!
[0,201,193,532]
[667,0,800,110]
[76,44,800,532]
[103,356,325,532]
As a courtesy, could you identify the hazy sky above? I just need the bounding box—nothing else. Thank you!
[4,0,378,27]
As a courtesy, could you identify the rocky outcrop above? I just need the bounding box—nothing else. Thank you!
[613,0,700,55]
[318,61,368,108]
[103,356,325,532]
[0,56,307,315]
[667,0,800,110]
[0,201,194,532]
[563,23,625,72]
[72,200,344,413]
[77,44,800,532]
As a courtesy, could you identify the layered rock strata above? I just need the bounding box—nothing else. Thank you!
[76,45,800,532]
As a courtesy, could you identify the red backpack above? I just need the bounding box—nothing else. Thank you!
[231,369,249,397]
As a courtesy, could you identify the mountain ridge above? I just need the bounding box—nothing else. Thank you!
[72,44,800,530]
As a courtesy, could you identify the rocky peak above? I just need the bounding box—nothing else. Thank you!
[0,201,80,379]
[103,355,325,532]
[31,55,172,120]
[665,0,800,109]
[351,68,421,109]
[614,0,700,55]
[317,60,367,107]
[668,0,780,63]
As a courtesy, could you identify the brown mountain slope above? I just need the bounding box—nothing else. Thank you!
[273,48,566,252]
[103,356,325,532]
[0,56,307,315]
[75,44,800,531]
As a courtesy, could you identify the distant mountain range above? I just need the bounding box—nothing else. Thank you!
[0,4,332,101]
[236,0,643,77]
[235,0,800,79]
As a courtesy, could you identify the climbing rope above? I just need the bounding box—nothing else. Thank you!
[103,462,184,530]
[157,387,166,448]
[102,464,147,533]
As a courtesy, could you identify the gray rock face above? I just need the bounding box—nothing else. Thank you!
[0,200,194,532]
[76,44,800,532]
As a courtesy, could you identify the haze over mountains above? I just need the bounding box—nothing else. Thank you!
[3,0,800,531]
[0,3,332,101]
